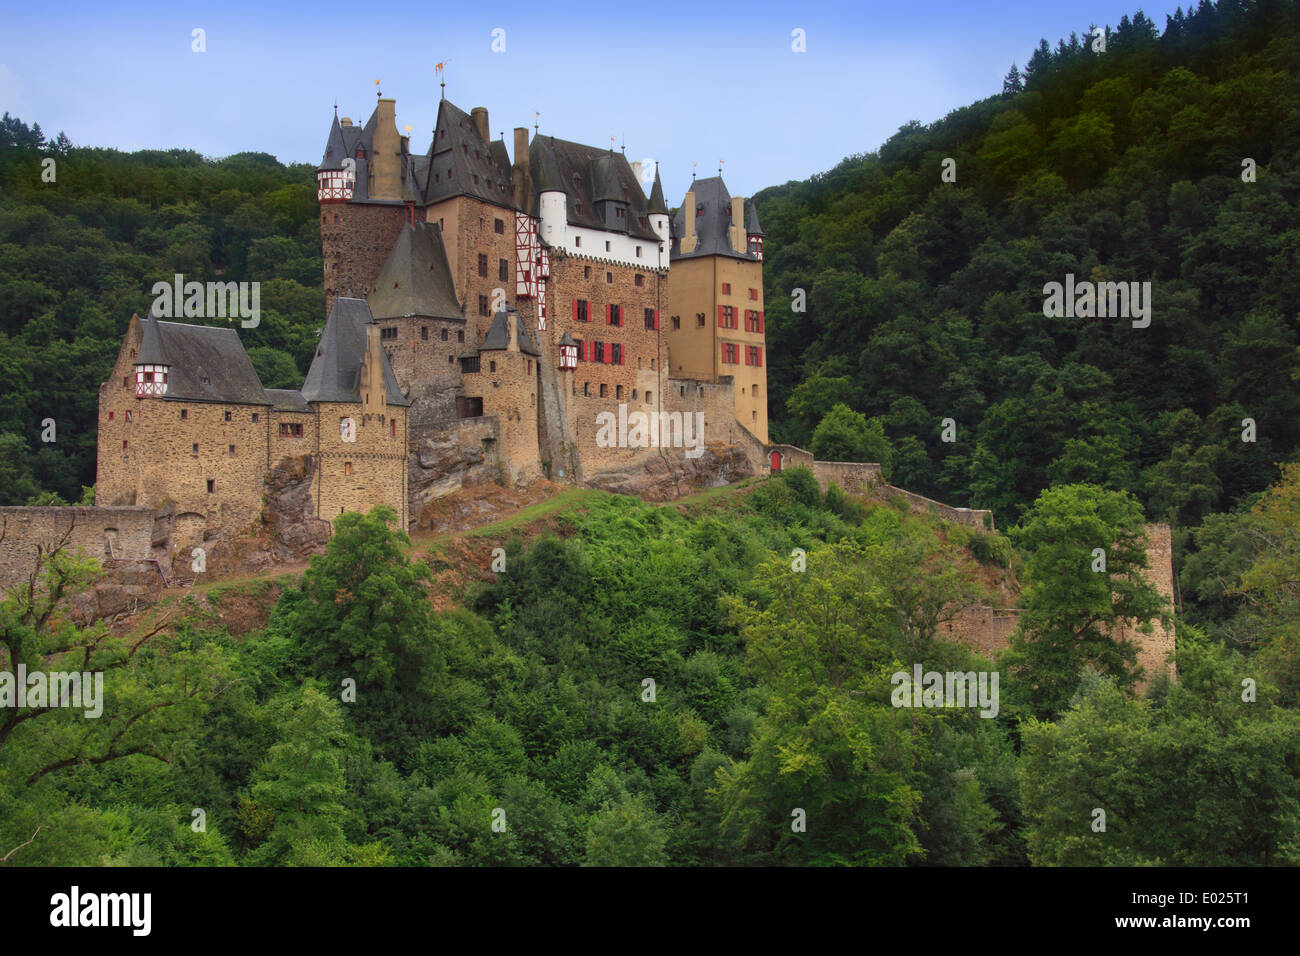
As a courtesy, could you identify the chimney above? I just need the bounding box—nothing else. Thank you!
[361,323,387,411]
[513,126,531,210]
[371,98,402,200]
[630,161,642,182]
[340,116,354,128]
[472,107,490,142]
[730,195,745,253]
[682,189,698,254]
[506,310,519,352]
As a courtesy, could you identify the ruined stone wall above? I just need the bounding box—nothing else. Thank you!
[321,201,409,313]
[941,605,1023,660]
[867,483,994,531]
[0,506,154,589]
[1115,523,1178,687]
[768,444,814,472]
[812,461,885,496]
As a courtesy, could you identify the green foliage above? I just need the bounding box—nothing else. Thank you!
[1003,484,1169,719]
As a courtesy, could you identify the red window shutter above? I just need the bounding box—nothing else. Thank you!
[757,347,763,367]
[620,347,626,365]
[653,309,659,330]
[572,299,578,321]
[759,311,765,334]
[717,305,724,327]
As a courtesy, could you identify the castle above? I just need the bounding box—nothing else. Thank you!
[91,90,774,548]
[0,86,1175,687]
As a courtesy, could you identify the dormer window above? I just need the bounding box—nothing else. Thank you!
[356,148,365,158]
[573,175,582,189]
[696,205,703,217]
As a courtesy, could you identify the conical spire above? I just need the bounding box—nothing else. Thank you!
[647,166,668,215]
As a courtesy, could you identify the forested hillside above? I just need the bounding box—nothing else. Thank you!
[757,0,1300,535]
[0,119,322,504]
[4,472,1298,866]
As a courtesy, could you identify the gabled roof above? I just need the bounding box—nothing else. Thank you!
[135,313,270,405]
[478,308,540,356]
[528,135,660,241]
[366,222,463,322]
[422,98,515,208]
[670,175,759,262]
[300,297,410,406]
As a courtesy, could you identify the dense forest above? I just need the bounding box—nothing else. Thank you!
[0,120,324,505]
[2,0,1299,866]
[3,470,1298,865]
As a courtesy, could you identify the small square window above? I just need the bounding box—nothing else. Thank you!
[181,408,188,419]
[575,236,582,247]
[224,410,232,422]
[441,328,449,341]
[192,443,199,455]
[252,413,259,423]
[584,266,591,278]
[228,444,235,455]
[422,326,429,340]
[206,479,214,493]
[108,411,115,421]
[494,218,504,234]
[605,272,612,283]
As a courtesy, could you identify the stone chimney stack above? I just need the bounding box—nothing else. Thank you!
[360,323,387,412]
[682,189,698,254]
[513,127,532,210]
[506,310,519,352]
[471,106,490,142]
[370,98,402,200]
[730,195,745,253]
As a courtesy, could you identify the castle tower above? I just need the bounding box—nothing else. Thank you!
[664,175,767,443]
[317,99,411,313]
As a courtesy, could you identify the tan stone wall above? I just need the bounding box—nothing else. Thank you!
[268,410,318,465]
[0,506,155,589]
[813,462,885,495]
[314,401,408,526]
[371,314,468,427]
[942,605,1023,660]
[321,202,409,312]
[461,351,540,484]
[96,326,270,538]
[1116,523,1178,688]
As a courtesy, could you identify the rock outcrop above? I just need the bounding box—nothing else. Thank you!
[582,444,754,501]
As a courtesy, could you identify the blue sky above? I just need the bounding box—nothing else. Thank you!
[1,0,1183,203]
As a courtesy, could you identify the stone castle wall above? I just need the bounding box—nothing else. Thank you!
[0,506,155,589]
[321,201,409,312]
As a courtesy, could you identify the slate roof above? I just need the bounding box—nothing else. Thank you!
[478,308,540,356]
[647,167,668,216]
[135,313,270,405]
[670,176,760,262]
[366,222,464,322]
[317,108,373,201]
[300,297,410,406]
[528,135,660,241]
[264,389,310,412]
[746,200,764,237]
[421,99,516,208]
